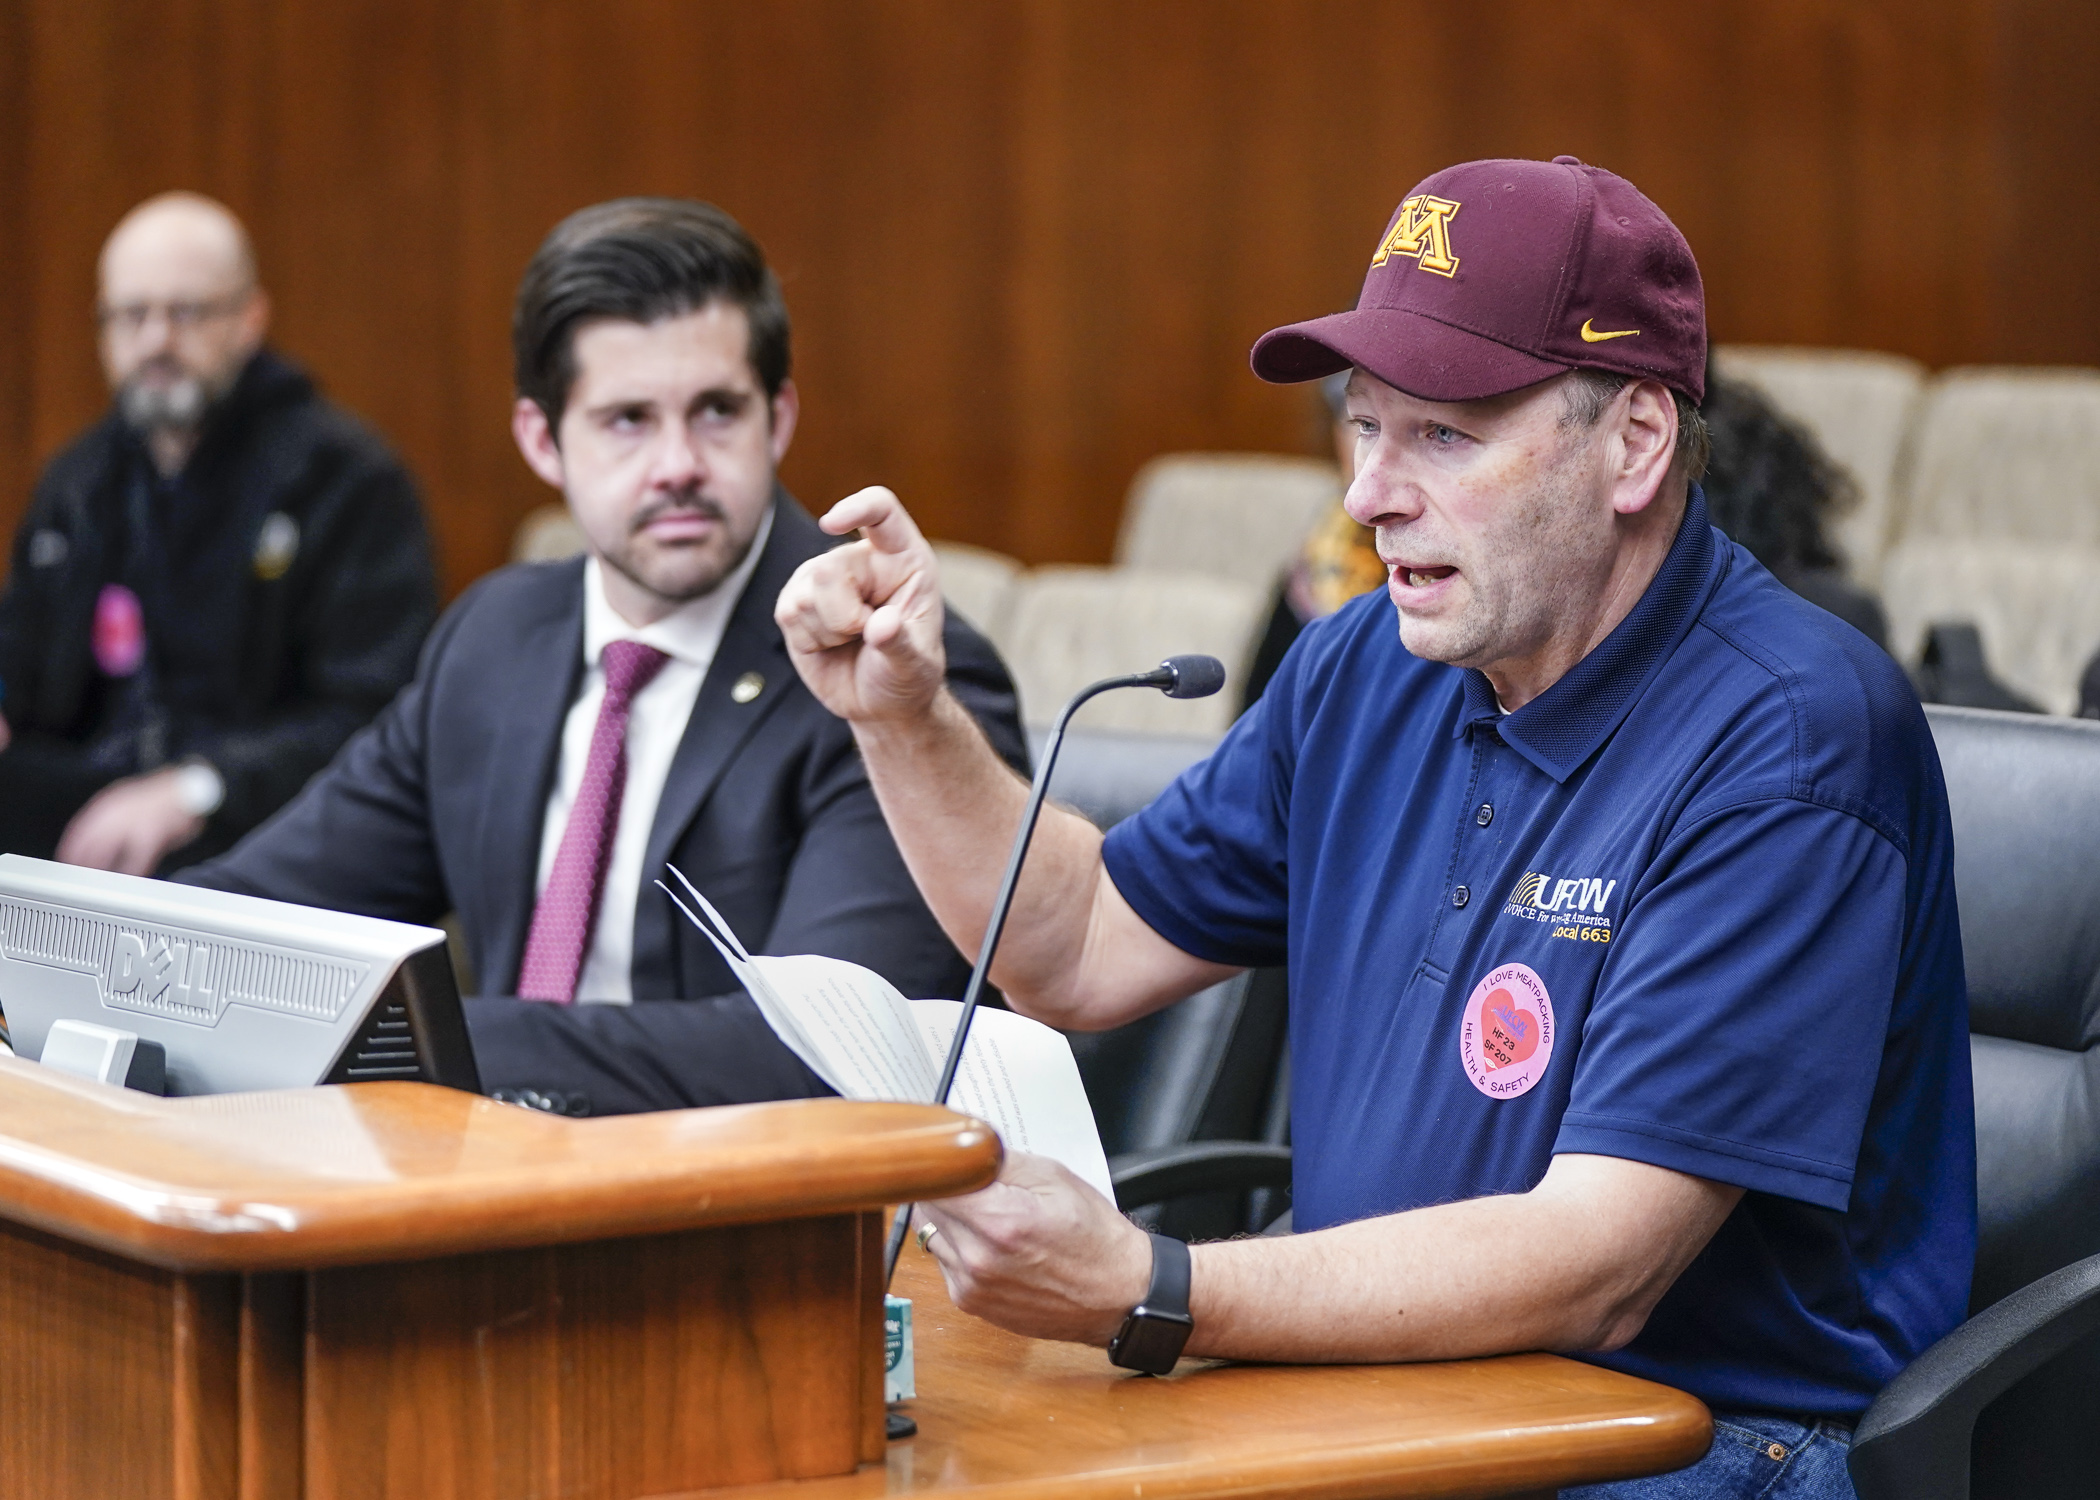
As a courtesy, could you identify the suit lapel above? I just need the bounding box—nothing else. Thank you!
[630,492,829,989]
[475,559,587,995]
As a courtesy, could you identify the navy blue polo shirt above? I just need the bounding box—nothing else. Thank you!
[1103,492,1975,1417]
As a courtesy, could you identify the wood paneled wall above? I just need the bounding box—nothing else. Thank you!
[2,1,2095,594]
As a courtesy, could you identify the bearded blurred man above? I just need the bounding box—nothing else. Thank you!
[0,192,437,873]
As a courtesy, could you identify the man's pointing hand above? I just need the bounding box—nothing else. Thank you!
[775,486,948,724]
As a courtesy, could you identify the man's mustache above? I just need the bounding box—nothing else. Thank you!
[630,491,727,532]
[126,355,191,384]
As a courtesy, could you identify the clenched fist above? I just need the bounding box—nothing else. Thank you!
[774,486,948,723]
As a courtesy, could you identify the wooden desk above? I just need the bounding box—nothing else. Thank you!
[710,1249,1712,1500]
[0,1059,1709,1499]
[0,1059,1000,1500]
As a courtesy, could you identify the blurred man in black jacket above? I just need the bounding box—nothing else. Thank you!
[0,192,437,873]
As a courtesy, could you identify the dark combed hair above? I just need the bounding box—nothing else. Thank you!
[511,197,790,427]
[1695,367,1856,573]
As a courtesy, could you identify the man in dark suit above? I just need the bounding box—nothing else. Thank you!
[184,198,1026,1114]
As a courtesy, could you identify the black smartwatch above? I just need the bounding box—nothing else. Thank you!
[1107,1232,1193,1375]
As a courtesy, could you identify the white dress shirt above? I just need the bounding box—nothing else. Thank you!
[535,509,772,1002]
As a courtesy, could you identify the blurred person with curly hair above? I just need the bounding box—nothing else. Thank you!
[1697,365,1889,651]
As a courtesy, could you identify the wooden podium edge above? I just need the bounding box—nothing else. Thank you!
[0,1066,1002,1272]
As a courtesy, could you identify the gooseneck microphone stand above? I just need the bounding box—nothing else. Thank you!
[883,653,1227,1287]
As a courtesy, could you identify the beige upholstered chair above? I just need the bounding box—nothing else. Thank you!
[929,540,1025,643]
[512,504,589,563]
[1897,368,2100,547]
[998,566,1268,735]
[1115,453,1341,590]
[1709,346,1927,585]
[1879,539,2100,716]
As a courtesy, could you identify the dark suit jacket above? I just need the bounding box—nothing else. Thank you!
[183,491,1027,1109]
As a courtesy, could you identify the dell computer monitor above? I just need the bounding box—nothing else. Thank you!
[0,854,478,1096]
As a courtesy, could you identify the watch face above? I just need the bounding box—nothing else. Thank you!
[1110,1307,1194,1374]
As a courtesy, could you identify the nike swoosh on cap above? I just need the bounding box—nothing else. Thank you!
[1579,319,1640,343]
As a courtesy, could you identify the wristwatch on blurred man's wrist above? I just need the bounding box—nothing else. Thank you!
[172,759,225,819]
[1107,1233,1193,1375]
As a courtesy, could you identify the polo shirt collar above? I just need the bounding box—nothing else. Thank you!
[1456,487,1723,783]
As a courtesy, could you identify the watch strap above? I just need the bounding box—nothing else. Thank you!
[1107,1233,1193,1374]
[1143,1232,1191,1317]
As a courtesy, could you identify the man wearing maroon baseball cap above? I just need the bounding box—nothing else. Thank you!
[776,157,1971,1498]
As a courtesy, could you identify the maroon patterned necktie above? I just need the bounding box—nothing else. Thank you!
[516,640,671,1002]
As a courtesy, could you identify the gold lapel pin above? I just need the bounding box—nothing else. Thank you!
[731,671,764,704]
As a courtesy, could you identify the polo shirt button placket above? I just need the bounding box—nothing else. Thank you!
[1423,739,1499,974]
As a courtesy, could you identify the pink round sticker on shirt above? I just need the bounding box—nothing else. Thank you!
[92,583,145,678]
[1458,961,1555,1099]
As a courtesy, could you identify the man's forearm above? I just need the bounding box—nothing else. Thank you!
[1179,1154,1743,1364]
[1186,1194,1632,1362]
[850,688,1107,1013]
[774,487,1231,1026]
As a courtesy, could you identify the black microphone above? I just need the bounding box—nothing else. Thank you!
[884,654,1227,1284]
[1129,653,1229,700]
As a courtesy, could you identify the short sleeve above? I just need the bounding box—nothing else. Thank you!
[1101,668,1299,969]
[1555,796,1907,1211]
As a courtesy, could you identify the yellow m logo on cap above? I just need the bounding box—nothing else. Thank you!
[1371,195,1462,277]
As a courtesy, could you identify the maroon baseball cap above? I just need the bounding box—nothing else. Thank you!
[1252,156,1706,404]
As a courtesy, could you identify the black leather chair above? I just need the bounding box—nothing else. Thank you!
[1911,623,2044,714]
[1042,727,1293,1239]
[1030,724,1220,831]
[1071,968,1291,1239]
[1851,707,2100,1500]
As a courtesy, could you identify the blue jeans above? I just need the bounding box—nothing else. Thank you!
[1562,1412,1856,1499]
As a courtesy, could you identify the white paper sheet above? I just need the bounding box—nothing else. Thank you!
[911,1000,1116,1204]
[746,953,937,1104]
[659,869,1115,1206]
[657,872,832,1082]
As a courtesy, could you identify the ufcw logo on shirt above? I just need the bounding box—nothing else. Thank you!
[1509,871,1617,916]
